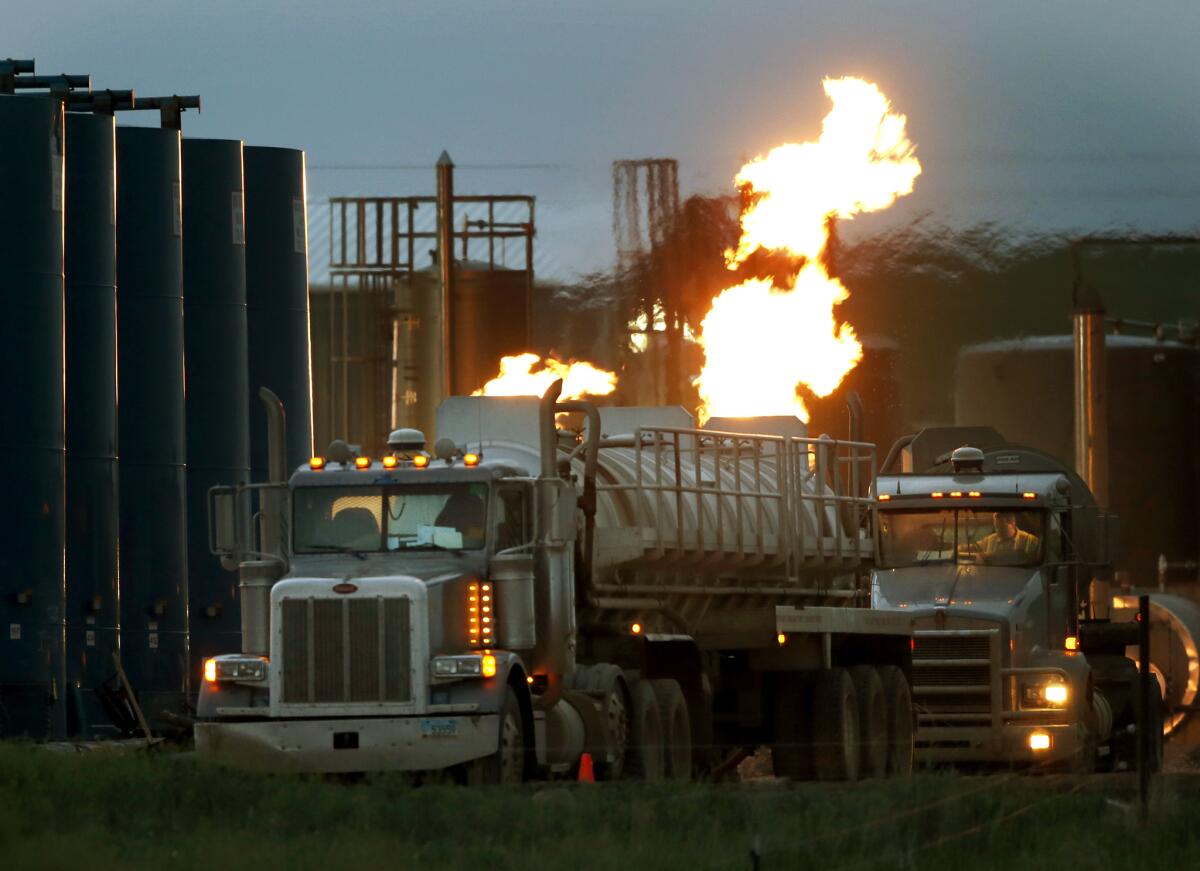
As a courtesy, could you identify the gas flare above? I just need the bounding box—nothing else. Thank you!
[474,353,617,399]
[695,76,921,422]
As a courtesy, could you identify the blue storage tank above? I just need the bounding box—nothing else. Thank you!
[244,146,313,477]
[115,125,190,726]
[64,110,120,737]
[0,94,67,739]
[182,138,250,676]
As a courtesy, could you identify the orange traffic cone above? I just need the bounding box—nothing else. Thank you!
[577,752,595,783]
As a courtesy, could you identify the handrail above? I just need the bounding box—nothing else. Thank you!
[591,422,878,580]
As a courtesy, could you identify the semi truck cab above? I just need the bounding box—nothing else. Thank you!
[872,428,1153,770]
[194,444,553,778]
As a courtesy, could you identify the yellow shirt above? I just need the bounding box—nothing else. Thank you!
[979,529,1040,560]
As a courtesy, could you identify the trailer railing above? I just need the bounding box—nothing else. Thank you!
[595,425,876,578]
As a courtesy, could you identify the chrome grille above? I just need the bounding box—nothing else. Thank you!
[912,630,997,726]
[913,635,991,660]
[279,596,412,704]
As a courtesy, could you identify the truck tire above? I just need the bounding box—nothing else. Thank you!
[628,679,664,781]
[877,665,914,777]
[575,664,631,781]
[771,673,813,781]
[468,686,525,785]
[651,678,693,781]
[813,668,860,782]
[849,666,888,779]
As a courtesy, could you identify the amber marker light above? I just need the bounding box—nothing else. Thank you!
[1065,635,1079,651]
[412,454,430,469]
[630,622,642,635]
[463,452,480,467]
[931,492,944,499]
[777,633,787,646]
[950,491,963,498]
[355,456,371,469]
[481,654,497,679]
[382,456,398,469]
[878,494,891,501]
[309,456,326,470]
[1022,492,1037,500]
[968,491,982,498]
[203,658,217,684]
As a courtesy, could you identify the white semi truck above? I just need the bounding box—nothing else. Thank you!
[195,384,914,782]
[873,427,1163,771]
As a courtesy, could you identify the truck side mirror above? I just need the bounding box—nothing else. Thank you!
[209,485,242,567]
[538,480,578,546]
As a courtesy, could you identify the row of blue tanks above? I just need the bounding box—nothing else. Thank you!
[0,83,312,739]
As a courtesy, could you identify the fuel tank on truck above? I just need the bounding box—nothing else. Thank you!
[64,110,119,738]
[0,94,67,739]
[116,125,190,727]
[182,138,251,682]
[244,146,313,479]
[955,335,1200,590]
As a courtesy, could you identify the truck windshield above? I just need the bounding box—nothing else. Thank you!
[293,483,490,553]
[879,508,1045,568]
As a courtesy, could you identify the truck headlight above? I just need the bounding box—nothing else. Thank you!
[1020,678,1069,709]
[431,653,498,680]
[204,655,268,684]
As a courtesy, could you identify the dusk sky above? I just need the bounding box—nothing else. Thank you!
[12,1,1200,279]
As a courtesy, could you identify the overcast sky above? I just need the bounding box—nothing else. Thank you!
[12,1,1200,279]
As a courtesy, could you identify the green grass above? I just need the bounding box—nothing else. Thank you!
[1,743,1198,870]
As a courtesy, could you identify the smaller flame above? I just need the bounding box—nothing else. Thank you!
[474,353,617,399]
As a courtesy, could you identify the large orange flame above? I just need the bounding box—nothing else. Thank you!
[474,353,617,399]
[695,77,920,422]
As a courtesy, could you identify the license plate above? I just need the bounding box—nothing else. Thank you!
[420,718,458,739]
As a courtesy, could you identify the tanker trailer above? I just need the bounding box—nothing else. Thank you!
[195,383,913,782]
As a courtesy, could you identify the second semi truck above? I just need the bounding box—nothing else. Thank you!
[873,427,1163,771]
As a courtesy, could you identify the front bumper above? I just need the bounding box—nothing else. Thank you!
[915,722,1083,767]
[195,714,499,774]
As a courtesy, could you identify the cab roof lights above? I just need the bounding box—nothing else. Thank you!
[354,456,371,469]
[412,454,430,468]
[309,456,325,470]
[382,456,398,469]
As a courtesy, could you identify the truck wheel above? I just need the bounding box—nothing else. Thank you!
[651,679,693,781]
[468,687,525,785]
[628,679,664,781]
[578,664,630,781]
[813,668,860,782]
[849,666,888,779]
[771,674,813,781]
[877,666,913,777]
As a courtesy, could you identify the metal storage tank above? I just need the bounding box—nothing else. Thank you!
[450,262,531,396]
[115,125,190,724]
[63,110,119,736]
[182,138,250,675]
[0,94,67,739]
[955,335,1200,587]
[244,146,313,477]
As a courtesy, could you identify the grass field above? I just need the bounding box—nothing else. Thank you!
[1,743,1198,870]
